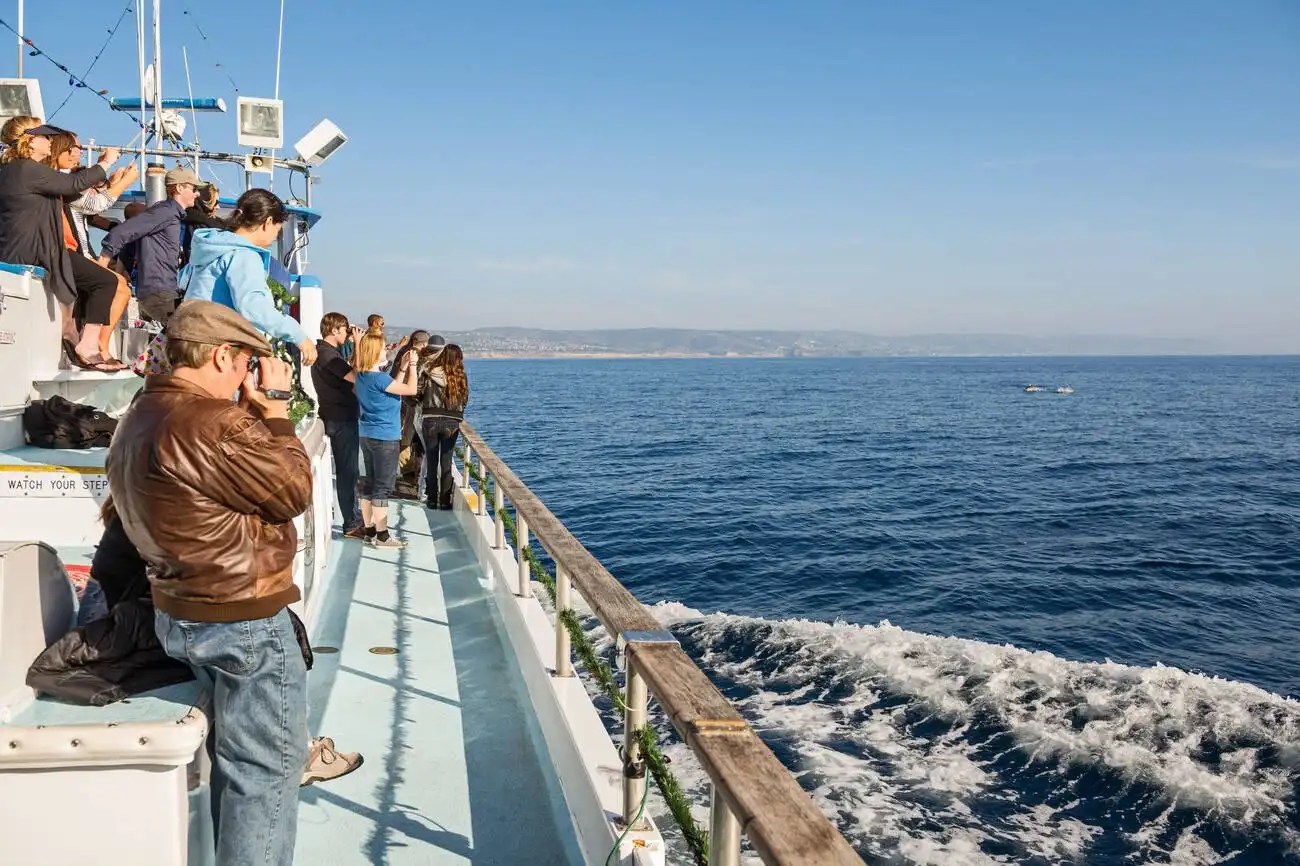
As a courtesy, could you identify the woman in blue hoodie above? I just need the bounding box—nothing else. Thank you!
[179,188,317,365]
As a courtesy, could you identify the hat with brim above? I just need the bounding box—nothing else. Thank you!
[165,166,209,187]
[24,124,70,138]
[166,300,273,357]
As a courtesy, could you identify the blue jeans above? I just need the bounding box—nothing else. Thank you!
[358,436,400,507]
[323,417,361,530]
[156,608,309,866]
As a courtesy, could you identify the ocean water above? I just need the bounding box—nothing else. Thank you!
[464,356,1300,865]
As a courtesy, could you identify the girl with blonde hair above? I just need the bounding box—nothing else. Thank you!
[353,330,418,546]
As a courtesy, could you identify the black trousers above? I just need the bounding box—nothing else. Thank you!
[323,417,361,529]
[420,419,460,508]
[67,253,117,325]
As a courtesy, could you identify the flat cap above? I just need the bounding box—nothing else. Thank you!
[167,300,273,356]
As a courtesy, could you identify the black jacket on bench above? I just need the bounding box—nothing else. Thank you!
[26,598,194,706]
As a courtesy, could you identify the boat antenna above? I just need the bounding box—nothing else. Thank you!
[269,0,286,192]
[151,0,162,151]
[183,45,200,176]
[135,0,147,184]
[15,0,21,77]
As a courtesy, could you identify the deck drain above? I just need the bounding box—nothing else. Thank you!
[369,646,400,655]
[312,646,340,654]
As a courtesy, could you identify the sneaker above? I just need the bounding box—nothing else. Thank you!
[301,736,363,787]
[372,535,406,549]
[343,525,368,541]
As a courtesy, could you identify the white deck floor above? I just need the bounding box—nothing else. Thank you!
[294,504,580,866]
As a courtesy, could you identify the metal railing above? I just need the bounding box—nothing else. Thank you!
[459,423,862,866]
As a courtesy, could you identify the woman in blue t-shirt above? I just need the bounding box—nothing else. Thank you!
[352,331,418,547]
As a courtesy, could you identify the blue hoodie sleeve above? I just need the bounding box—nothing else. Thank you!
[225,248,309,345]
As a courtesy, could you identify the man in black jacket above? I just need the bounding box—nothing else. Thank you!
[311,311,365,539]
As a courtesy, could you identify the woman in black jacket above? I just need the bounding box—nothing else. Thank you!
[181,181,226,267]
[417,344,470,509]
[0,117,125,370]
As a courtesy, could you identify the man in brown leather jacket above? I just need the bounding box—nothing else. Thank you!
[107,300,311,866]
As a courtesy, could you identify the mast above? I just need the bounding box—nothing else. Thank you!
[136,0,147,181]
[270,0,286,192]
[16,0,22,77]
[151,0,162,150]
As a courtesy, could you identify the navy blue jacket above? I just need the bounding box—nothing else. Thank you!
[101,198,184,300]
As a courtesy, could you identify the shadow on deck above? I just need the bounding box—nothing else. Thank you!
[295,505,577,866]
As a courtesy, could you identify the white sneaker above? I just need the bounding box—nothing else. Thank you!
[301,736,364,787]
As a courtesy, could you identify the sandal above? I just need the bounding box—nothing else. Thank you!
[66,349,127,372]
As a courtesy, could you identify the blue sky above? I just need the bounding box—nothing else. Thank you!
[14,1,1300,349]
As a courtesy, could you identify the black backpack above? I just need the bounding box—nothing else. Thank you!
[23,396,118,449]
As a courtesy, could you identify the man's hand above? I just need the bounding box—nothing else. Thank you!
[97,147,121,167]
[298,338,318,366]
[241,356,293,420]
[114,163,140,185]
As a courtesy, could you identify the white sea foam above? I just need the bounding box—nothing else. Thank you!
[643,601,1300,864]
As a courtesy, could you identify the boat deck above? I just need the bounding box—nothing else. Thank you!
[295,503,579,866]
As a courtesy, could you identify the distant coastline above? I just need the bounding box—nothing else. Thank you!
[378,326,1286,357]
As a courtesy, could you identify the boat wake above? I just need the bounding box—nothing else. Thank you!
[604,603,1300,865]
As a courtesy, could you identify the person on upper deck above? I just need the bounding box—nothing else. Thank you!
[0,118,125,370]
[311,312,365,540]
[353,331,418,546]
[417,343,469,510]
[107,300,311,865]
[181,181,225,267]
[45,130,137,365]
[97,166,202,326]
[178,188,316,365]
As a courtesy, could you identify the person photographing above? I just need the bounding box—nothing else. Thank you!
[107,300,313,865]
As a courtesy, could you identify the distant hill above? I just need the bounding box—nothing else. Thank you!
[385,327,1223,357]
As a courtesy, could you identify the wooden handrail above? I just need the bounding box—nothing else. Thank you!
[460,423,862,866]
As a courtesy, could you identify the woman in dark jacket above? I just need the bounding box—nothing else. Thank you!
[417,344,469,510]
[0,117,124,370]
[181,181,225,267]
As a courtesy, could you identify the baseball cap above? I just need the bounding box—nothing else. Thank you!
[164,166,208,187]
[429,334,446,349]
[167,300,273,357]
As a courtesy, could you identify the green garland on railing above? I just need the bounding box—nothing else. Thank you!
[458,450,711,865]
[267,277,316,426]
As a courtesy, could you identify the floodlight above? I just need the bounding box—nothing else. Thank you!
[0,79,44,122]
[294,119,347,166]
[237,97,284,149]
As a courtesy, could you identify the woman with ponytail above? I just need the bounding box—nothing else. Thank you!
[179,188,316,364]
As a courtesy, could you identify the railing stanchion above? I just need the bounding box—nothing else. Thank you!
[476,468,487,517]
[710,783,742,866]
[516,513,532,598]
[493,482,505,550]
[622,661,650,830]
[554,563,573,677]
[462,444,473,491]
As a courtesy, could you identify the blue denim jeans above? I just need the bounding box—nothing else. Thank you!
[358,436,400,507]
[323,417,361,530]
[156,608,309,866]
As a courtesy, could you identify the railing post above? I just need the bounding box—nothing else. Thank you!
[516,513,532,598]
[476,469,487,517]
[709,783,741,866]
[554,563,573,677]
[462,444,473,491]
[493,482,505,550]
[621,662,650,830]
